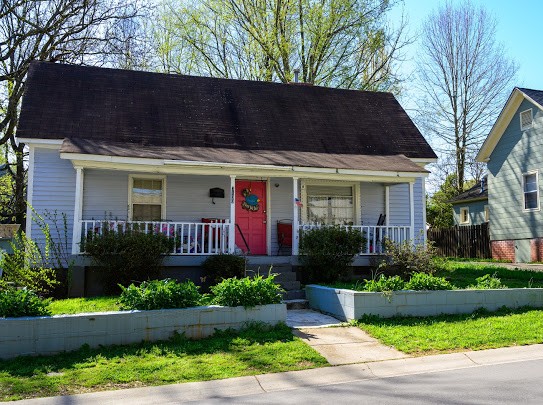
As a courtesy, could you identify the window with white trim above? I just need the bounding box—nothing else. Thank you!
[459,207,469,224]
[484,205,489,222]
[305,185,355,225]
[520,109,533,131]
[129,176,166,221]
[523,171,539,210]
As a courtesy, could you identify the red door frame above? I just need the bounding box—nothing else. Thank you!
[235,180,267,255]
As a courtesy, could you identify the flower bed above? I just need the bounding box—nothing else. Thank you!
[306,285,543,321]
[0,304,286,359]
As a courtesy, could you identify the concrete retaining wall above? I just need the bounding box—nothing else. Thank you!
[306,285,543,321]
[0,304,286,359]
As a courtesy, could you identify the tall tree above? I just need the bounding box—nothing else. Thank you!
[156,0,408,91]
[417,1,517,193]
[0,0,141,226]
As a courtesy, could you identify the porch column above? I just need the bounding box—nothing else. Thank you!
[385,185,390,226]
[292,177,299,255]
[228,175,236,253]
[409,181,415,240]
[71,167,84,254]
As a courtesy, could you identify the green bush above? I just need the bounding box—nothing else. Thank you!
[405,272,453,290]
[0,288,51,317]
[202,254,247,285]
[83,228,174,294]
[210,276,283,307]
[300,226,364,283]
[378,238,438,279]
[363,275,405,292]
[468,273,507,290]
[119,279,201,310]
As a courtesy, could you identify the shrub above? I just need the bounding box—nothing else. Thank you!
[378,238,438,279]
[405,272,453,290]
[0,288,51,317]
[468,273,507,290]
[119,279,201,310]
[299,226,364,283]
[363,275,405,292]
[202,254,247,285]
[210,275,284,307]
[84,228,174,294]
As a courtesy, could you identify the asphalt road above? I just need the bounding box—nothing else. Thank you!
[187,359,543,404]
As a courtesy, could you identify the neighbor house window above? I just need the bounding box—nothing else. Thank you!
[129,175,166,221]
[520,109,533,131]
[484,205,489,222]
[459,207,469,224]
[523,171,539,211]
[305,184,355,225]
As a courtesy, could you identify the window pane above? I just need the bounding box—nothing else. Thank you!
[525,192,538,210]
[133,178,163,204]
[524,174,537,193]
[133,204,162,221]
[307,195,354,225]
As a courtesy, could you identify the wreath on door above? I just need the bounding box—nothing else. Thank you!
[241,188,260,212]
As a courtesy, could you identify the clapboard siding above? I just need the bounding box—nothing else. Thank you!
[361,182,384,226]
[388,183,410,226]
[487,98,543,241]
[269,177,294,253]
[83,170,128,220]
[414,177,425,240]
[31,148,76,249]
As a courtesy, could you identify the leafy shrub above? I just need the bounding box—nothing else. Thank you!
[119,279,201,310]
[405,272,453,290]
[0,288,51,317]
[300,226,364,283]
[210,276,283,307]
[363,275,405,292]
[84,228,174,294]
[468,273,507,290]
[202,254,247,285]
[378,238,438,279]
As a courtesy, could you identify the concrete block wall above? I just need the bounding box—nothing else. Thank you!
[0,304,286,359]
[306,285,543,321]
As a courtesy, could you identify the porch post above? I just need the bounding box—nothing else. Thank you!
[409,181,415,240]
[292,177,299,255]
[228,175,236,253]
[71,167,84,254]
[385,185,390,226]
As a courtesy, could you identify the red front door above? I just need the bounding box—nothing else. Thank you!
[235,180,267,255]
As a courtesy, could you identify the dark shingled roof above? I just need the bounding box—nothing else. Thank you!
[449,176,488,204]
[518,88,543,107]
[18,62,436,164]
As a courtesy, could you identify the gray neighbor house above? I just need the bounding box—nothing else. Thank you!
[17,62,437,294]
[477,87,543,263]
[449,176,489,227]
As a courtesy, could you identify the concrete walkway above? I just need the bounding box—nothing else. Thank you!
[15,344,543,404]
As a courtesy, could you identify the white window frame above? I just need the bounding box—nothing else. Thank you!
[522,170,540,212]
[128,174,167,221]
[484,205,489,222]
[300,179,361,225]
[520,108,533,131]
[459,207,470,225]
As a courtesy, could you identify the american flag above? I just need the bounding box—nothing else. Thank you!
[295,198,303,207]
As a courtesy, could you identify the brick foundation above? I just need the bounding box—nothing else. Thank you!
[531,239,543,262]
[491,240,515,262]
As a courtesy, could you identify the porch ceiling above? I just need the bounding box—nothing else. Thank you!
[60,138,429,181]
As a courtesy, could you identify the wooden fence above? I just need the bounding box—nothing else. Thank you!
[427,223,491,259]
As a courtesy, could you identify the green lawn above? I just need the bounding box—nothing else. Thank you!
[355,307,543,355]
[48,296,120,315]
[0,323,327,401]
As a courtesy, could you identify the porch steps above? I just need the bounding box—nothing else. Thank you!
[246,263,309,309]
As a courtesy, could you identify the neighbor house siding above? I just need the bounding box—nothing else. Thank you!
[30,147,76,250]
[487,98,543,241]
[452,200,488,226]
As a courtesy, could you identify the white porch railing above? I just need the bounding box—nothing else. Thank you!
[298,224,412,255]
[79,220,232,255]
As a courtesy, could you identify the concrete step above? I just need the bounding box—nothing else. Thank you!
[278,280,301,290]
[283,299,309,310]
[282,289,306,300]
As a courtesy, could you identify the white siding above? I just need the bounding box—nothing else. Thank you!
[388,183,410,226]
[30,148,76,250]
[269,177,294,253]
[83,170,128,220]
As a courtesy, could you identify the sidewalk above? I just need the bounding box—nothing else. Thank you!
[12,344,543,404]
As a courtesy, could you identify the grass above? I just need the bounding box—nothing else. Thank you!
[48,296,120,315]
[355,306,543,355]
[0,323,327,401]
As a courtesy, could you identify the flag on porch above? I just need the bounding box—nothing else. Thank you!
[295,198,303,207]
